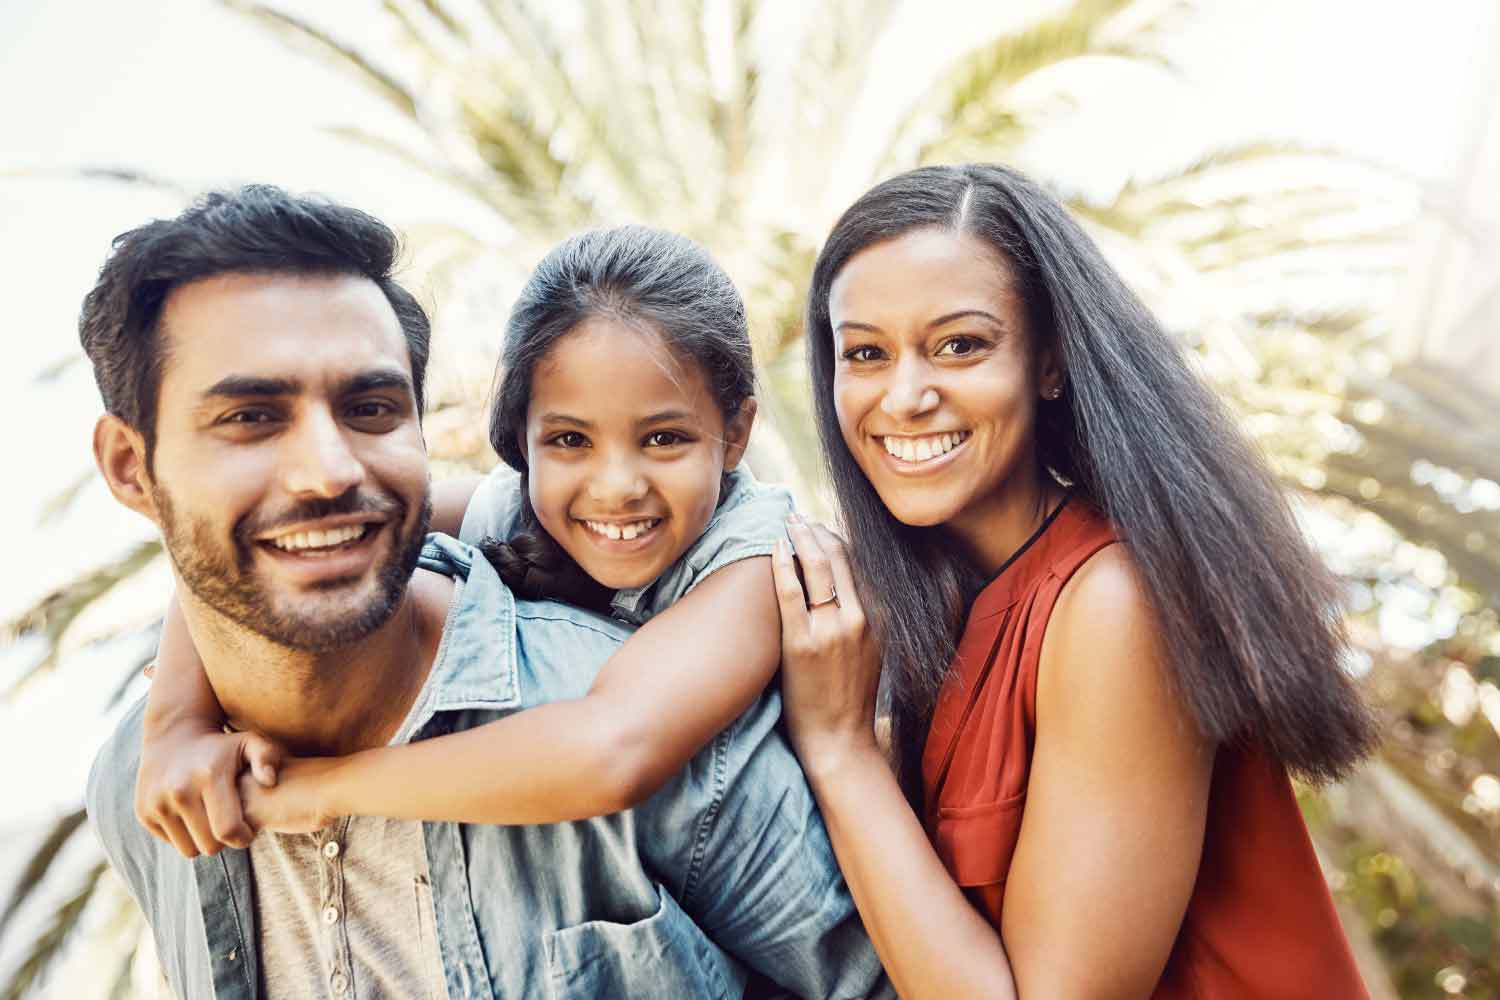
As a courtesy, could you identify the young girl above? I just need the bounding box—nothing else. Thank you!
[135,225,799,852]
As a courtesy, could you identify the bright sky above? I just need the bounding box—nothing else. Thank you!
[0,0,1495,931]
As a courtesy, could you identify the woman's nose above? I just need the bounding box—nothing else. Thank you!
[879,359,940,421]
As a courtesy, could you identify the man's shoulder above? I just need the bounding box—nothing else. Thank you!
[86,695,146,836]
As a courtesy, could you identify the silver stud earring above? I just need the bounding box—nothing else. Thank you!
[1045,386,1062,400]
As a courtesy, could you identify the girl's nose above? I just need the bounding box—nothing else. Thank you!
[587,454,649,506]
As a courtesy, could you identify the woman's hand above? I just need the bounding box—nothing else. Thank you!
[770,514,884,771]
[240,756,343,835]
[135,723,282,857]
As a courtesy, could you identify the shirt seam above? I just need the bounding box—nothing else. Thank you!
[215,852,256,997]
[680,723,732,907]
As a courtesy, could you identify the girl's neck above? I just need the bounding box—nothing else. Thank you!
[945,465,1067,578]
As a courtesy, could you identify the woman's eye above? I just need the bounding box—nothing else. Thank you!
[936,336,982,357]
[645,431,687,448]
[842,345,884,363]
[550,431,589,448]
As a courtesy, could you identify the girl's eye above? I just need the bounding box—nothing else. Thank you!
[936,336,983,357]
[842,345,884,363]
[644,430,688,448]
[550,431,589,448]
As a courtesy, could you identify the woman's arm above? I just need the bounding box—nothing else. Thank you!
[772,519,1016,999]
[430,474,482,537]
[136,594,282,857]
[247,554,783,831]
[775,518,1212,1000]
[1000,544,1212,998]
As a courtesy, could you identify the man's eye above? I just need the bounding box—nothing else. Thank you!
[936,336,982,357]
[842,346,884,363]
[644,431,687,447]
[550,431,589,448]
[348,401,394,419]
[222,410,275,425]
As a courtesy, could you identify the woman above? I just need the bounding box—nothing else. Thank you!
[770,163,1377,998]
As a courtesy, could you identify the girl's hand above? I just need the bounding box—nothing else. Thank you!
[770,515,884,771]
[135,724,282,858]
[241,756,341,835]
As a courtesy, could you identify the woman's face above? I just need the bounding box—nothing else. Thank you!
[829,227,1058,541]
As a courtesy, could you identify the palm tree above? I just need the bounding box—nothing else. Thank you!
[5,1,1496,995]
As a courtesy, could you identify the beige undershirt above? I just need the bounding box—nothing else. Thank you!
[249,585,456,999]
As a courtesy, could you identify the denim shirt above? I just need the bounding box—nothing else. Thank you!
[460,465,794,625]
[87,535,889,1000]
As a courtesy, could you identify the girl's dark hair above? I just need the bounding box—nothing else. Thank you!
[806,163,1377,794]
[482,225,756,608]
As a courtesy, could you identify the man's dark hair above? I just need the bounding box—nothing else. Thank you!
[79,184,431,465]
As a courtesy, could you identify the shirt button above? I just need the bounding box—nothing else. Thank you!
[322,840,341,860]
[331,970,349,994]
[322,905,340,924]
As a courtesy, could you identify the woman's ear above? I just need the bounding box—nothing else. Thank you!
[721,397,757,471]
[1037,348,1065,401]
[93,414,158,523]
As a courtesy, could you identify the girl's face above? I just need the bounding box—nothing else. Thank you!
[829,227,1059,545]
[522,318,753,591]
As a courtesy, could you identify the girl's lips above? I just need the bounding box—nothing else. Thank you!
[574,517,666,554]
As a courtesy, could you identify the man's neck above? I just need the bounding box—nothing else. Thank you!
[183,570,454,757]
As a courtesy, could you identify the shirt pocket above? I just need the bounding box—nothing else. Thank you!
[543,883,745,1000]
[932,792,1027,888]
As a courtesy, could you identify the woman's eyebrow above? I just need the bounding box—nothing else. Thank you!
[834,320,884,335]
[928,309,1005,330]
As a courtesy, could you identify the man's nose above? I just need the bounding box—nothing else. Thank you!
[879,356,940,422]
[587,451,648,507]
[282,409,365,499]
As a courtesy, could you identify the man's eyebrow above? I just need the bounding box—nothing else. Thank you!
[199,375,301,400]
[339,369,416,398]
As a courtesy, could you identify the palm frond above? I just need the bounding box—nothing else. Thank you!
[0,809,88,941]
[3,540,162,694]
[0,861,108,1000]
[220,2,420,119]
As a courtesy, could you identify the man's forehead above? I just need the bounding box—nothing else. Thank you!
[158,272,411,394]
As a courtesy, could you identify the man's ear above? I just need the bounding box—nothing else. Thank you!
[721,397,757,472]
[93,415,158,523]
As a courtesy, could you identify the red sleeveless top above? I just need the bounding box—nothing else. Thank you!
[922,497,1367,998]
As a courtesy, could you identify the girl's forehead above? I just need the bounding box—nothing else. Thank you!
[530,317,716,417]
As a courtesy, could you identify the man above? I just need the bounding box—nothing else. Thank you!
[83,186,888,999]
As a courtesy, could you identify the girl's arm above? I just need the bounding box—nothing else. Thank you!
[773,518,1211,1000]
[430,474,482,537]
[136,595,282,857]
[247,553,783,831]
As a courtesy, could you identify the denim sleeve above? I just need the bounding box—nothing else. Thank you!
[457,464,524,547]
[638,689,892,999]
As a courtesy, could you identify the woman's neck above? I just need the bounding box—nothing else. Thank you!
[944,466,1066,578]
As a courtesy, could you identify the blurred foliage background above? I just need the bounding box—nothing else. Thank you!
[1,0,1497,996]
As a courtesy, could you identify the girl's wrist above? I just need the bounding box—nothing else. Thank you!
[793,726,884,785]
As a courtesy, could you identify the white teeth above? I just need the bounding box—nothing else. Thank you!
[882,432,968,463]
[269,524,368,552]
[583,518,659,541]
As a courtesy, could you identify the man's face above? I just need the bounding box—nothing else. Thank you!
[146,272,430,651]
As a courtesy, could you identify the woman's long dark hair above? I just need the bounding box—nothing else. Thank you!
[806,164,1376,794]
[482,225,756,609]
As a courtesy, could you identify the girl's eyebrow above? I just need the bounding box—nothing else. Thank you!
[536,412,593,428]
[639,409,694,426]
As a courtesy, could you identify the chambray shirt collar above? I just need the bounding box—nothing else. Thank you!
[412,533,523,718]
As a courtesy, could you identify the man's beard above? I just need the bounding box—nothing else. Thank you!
[153,484,431,652]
